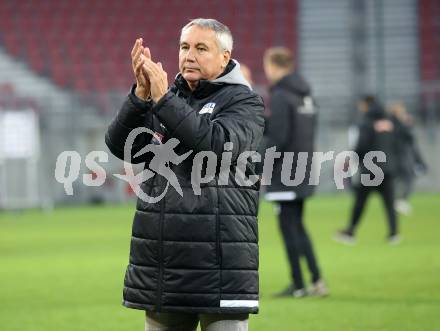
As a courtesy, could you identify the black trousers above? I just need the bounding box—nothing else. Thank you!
[347,175,398,237]
[395,170,415,200]
[278,199,321,290]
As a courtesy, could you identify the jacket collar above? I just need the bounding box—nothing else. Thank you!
[173,60,248,99]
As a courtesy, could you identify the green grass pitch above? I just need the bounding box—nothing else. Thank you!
[1,193,439,331]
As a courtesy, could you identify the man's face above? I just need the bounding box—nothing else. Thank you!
[179,26,230,86]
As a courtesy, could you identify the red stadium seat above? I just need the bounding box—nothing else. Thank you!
[0,0,298,112]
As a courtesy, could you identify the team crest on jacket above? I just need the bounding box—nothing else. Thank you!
[199,102,216,114]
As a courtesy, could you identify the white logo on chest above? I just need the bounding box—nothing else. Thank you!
[199,102,216,114]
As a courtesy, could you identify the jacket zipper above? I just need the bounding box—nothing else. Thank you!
[216,205,220,265]
[156,188,165,311]
[215,180,222,303]
[215,179,221,265]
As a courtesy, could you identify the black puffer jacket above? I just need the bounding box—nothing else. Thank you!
[105,60,265,314]
[263,72,317,201]
[391,116,426,178]
[355,103,398,176]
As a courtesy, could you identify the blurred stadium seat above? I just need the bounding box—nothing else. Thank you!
[0,0,298,94]
[419,0,440,81]
[0,83,39,110]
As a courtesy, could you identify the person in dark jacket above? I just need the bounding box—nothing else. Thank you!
[335,96,401,245]
[105,19,264,331]
[262,47,328,298]
[387,102,427,215]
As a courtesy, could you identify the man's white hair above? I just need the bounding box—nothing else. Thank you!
[181,18,233,52]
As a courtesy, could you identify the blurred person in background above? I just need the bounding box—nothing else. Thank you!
[335,96,401,245]
[387,102,427,215]
[263,47,328,298]
[105,18,264,331]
